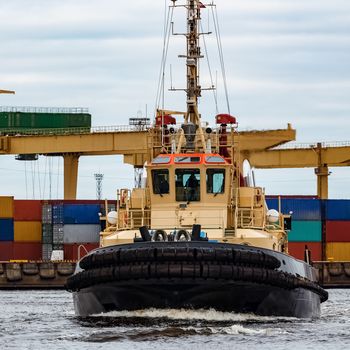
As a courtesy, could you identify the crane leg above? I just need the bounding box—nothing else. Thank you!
[64,154,79,199]
[315,165,329,200]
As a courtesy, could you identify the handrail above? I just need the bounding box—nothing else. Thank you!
[0,106,89,114]
[272,141,350,150]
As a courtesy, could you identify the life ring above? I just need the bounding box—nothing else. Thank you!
[123,211,128,226]
[120,189,128,206]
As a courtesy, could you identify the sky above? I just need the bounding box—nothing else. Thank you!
[0,0,350,200]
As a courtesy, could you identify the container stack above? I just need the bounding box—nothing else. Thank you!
[52,202,64,258]
[63,204,101,260]
[0,198,110,261]
[13,200,42,260]
[0,196,14,261]
[42,202,53,260]
[266,197,322,261]
[325,200,350,261]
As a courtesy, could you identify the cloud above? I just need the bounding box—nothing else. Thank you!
[0,0,349,198]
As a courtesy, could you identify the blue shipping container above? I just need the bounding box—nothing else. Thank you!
[326,200,350,221]
[266,198,321,221]
[63,204,101,224]
[0,218,14,241]
[52,204,64,224]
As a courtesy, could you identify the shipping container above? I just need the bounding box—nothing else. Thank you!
[52,204,64,224]
[326,221,350,242]
[63,204,101,224]
[0,218,14,241]
[42,224,53,244]
[63,224,101,243]
[42,203,52,224]
[63,243,99,261]
[13,242,42,260]
[53,224,64,245]
[326,242,350,261]
[14,200,42,221]
[0,111,91,129]
[14,221,42,242]
[42,243,53,260]
[0,196,14,218]
[287,242,322,261]
[0,242,14,261]
[266,198,321,221]
[326,200,350,221]
[288,221,322,242]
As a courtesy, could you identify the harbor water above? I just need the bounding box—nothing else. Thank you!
[1,289,348,350]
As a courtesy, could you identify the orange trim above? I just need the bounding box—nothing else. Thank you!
[151,153,228,166]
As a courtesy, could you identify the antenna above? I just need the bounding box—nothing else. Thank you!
[94,173,104,200]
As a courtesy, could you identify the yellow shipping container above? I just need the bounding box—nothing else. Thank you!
[326,242,350,261]
[14,221,42,242]
[0,196,14,218]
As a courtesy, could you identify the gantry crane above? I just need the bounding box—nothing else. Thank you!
[0,90,15,94]
[0,125,296,199]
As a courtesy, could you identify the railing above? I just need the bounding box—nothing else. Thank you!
[0,106,89,114]
[272,141,350,150]
[0,125,153,136]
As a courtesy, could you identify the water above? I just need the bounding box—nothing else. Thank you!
[1,289,349,350]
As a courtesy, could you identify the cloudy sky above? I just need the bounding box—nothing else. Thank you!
[0,0,349,199]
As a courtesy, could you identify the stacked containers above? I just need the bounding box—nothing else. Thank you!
[13,200,42,260]
[325,200,350,261]
[0,196,14,260]
[63,204,101,260]
[266,197,322,261]
[42,202,53,260]
[0,199,110,261]
[52,203,64,253]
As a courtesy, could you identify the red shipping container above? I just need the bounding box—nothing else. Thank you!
[288,242,322,261]
[13,242,42,260]
[0,242,14,261]
[64,243,99,261]
[326,221,350,242]
[14,200,42,221]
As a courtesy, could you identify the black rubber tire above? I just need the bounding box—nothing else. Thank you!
[79,243,281,271]
[67,260,328,302]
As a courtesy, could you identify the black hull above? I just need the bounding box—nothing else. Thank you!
[67,242,328,318]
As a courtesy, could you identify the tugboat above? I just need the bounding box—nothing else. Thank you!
[66,0,328,317]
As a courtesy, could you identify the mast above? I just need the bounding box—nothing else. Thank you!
[186,0,201,125]
[183,0,206,150]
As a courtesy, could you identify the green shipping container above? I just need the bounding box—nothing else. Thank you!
[288,220,322,242]
[0,112,91,129]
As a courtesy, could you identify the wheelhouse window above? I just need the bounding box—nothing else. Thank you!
[152,169,169,194]
[206,169,225,194]
[174,156,200,164]
[152,156,171,164]
[175,168,200,202]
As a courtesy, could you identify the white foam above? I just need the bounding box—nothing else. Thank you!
[92,308,296,323]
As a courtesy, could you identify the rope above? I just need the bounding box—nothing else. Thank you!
[211,5,231,114]
[56,157,60,198]
[30,161,35,199]
[24,161,28,199]
[43,157,47,199]
[200,21,218,114]
[37,157,42,199]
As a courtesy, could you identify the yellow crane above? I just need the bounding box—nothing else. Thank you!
[0,89,15,94]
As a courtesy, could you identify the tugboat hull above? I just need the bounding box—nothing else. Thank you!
[73,279,321,318]
[67,242,327,318]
